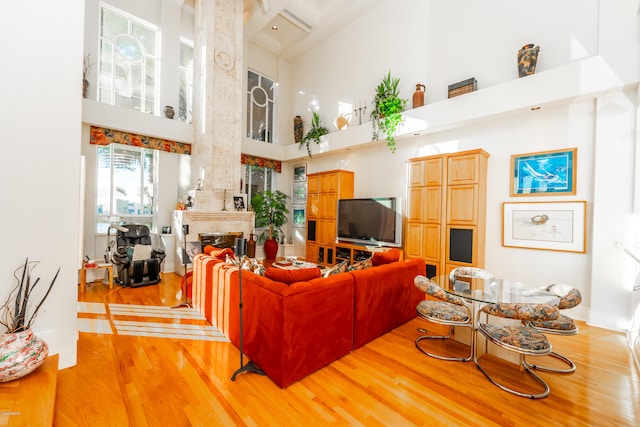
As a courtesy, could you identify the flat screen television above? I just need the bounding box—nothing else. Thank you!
[336,197,402,248]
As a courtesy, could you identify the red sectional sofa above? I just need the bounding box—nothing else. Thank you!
[191,254,426,388]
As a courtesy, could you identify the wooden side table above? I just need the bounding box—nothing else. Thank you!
[79,263,114,293]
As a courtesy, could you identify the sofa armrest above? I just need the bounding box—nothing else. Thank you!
[351,258,426,348]
[228,271,355,388]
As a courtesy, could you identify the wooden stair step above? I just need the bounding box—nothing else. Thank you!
[0,354,58,427]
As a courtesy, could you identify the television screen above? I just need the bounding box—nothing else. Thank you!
[336,198,402,247]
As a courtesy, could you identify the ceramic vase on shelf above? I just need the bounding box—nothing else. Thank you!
[164,105,175,119]
[82,79,89,98]
[412,83,426,108]
[517,44,540,78]
[293,116,303,144]
[0,328,49,383]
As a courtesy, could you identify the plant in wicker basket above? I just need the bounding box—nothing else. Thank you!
[370,71,408,153]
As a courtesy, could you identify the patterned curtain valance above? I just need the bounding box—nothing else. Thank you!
[241,154,282,173]
[90,126,192,155]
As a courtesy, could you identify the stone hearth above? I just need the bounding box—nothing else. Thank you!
[173,210,254,275]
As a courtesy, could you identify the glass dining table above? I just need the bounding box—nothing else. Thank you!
[429,274,560,363]
[431,275,561,306]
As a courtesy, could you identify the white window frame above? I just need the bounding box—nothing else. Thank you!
[98,3,160,115]
[96,144,158,234]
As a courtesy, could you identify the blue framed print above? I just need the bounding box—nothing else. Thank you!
[511,148,577,196]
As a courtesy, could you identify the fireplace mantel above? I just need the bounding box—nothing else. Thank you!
[173,210,255,275]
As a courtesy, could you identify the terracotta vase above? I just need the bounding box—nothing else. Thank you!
[517,44,540,78]
[0,328,49,383]
[264,238,278,260]
[412,84,426,108]
[247,233,257,258]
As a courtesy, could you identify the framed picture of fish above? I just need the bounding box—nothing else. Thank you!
[510,148,577,196]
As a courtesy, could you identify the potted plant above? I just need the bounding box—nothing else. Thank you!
[0,258,60,382]
[299,112,328,158]
[251,190,290,260]
[370,71,408,153]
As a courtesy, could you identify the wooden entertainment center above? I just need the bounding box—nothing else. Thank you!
[304,149,486,273]
[405,148,489,277]
[305,170,354,264]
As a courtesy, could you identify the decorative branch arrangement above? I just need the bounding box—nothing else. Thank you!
[1,259,60,334]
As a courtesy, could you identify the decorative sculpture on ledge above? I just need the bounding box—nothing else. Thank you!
[215,188,234,211]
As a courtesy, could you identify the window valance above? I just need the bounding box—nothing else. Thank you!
[241,154,282,173]
[90,126,192,155]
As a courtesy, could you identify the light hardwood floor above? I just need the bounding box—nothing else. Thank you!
[55,272,640,426]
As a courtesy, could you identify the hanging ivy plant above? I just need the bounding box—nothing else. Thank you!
[370,71,408,153]
[299,112,328,158]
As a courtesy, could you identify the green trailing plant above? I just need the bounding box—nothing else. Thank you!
[300,112,328,158]
[251,190,290,243]
[370,71,408,153]
[1,258,60,333]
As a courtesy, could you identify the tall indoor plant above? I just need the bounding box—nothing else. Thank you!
[251,190,290,260]
[370,71,408,153]
[299,112,328,158]
[0,258,60,382]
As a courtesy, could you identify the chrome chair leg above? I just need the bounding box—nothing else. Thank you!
[473,324,553,399]
[523,351,576,374]
[473,352,551,399]
[415,325,473,362]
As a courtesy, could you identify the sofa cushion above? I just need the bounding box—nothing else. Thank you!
[264,267,321,284]
[347,257,372,271]
[372,248,401,266]
[323,260,349,278]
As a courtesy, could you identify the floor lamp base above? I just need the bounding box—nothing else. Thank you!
[231,360,266,381]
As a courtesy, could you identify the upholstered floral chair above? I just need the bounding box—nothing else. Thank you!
[414,275,474,361]
[524,284,582,374]
[475,302,560,399]
[449,266,496,292]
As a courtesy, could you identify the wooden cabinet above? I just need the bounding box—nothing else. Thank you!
[305,170,354,264]
[405,149,488,278]
[335,242,403,265]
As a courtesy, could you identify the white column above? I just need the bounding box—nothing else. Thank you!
[191,0,244,211]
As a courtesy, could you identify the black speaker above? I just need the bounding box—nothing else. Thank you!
[307,220,316,241]
[449,228,473,264]
[235,237,246,256]
[182,224,189,235]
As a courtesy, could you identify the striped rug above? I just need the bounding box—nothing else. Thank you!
[77,302,229,342]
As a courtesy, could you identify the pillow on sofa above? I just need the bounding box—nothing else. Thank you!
[203,245,235,260]
[347,257,372,272]
[323,260,349,278]
[372,248,401,266]
[265,267,321,284]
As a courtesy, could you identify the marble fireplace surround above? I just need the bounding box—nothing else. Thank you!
[173,210,254,275]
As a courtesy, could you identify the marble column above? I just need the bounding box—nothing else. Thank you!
[191,0,243,211]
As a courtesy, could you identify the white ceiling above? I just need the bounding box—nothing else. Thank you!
[243,0,386,61]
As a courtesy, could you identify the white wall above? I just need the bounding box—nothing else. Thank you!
[273,0,640,330]
[0,0,84,369]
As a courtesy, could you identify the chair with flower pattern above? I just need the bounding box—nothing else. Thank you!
[524,284,582,374]
[449,266,496,292]
[414,275,474,362]
[474,302,560,399]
